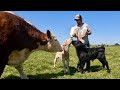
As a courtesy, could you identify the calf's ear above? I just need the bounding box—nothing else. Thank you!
[47,30,52,39]
[101,46,105,50]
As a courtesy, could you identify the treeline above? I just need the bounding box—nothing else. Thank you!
[92,43,120,46]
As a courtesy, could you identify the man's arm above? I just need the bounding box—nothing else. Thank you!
[70,27,77,38]
[86,24,92,35]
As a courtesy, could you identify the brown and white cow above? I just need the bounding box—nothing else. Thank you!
[0,11,62,79]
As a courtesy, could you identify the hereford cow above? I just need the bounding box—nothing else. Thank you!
[0,11,62,79]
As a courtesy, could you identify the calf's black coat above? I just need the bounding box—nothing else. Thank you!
[72,41,110,74]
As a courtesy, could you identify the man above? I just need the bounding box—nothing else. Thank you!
[70,14,92,48]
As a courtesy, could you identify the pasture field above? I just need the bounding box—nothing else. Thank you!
[1,46,120,79]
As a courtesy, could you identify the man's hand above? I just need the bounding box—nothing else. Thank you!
[80,39,85,44]
[86,29,91,35]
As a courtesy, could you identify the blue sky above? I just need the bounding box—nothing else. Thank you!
[11,11,120,45]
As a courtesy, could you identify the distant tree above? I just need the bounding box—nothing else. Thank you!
[115,43,119,46]
[101,44,105,46]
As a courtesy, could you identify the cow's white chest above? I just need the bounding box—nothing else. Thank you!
[8,48,30,67]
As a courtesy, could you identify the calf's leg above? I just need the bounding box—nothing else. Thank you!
[78,59,86,74]
[66,58,70,74]
[77,61,80,72]
[15,64,29,79]
[99,57,110,73]
[62,59,67,75]
[86,60,90,73]
[54,56,59,67]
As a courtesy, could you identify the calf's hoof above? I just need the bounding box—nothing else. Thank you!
[77,68,81,72]
[64,71,70,75]
[79,70,84,74]
[86,70,90,73]
[80,71,84,74]
[107,70,110,74]
[85,69,91,73]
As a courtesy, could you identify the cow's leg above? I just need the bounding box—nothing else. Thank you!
[0,63,7,78]
[66,58,70,74]
[15,64,29,79]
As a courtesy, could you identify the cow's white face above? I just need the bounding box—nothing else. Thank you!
[45,33,62,52]
[38,33,62,52]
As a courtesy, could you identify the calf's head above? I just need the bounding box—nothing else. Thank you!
[62,39,71,52]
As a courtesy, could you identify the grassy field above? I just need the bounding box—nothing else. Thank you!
[1,46,120,79]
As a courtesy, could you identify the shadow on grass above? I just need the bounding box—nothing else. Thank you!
[3,66,77,79]
[69,66,77,75]
[90,65,103,72]
[2,75,21,79]
[3,65,107,79]
[3,65,105,79]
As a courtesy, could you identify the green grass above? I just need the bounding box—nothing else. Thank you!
[1,46,120,79]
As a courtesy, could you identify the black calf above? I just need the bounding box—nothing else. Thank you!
[72,41,110,74]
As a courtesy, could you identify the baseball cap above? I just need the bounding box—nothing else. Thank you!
[74,14,82,20]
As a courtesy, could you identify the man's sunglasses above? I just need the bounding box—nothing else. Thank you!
[75,19,80,21]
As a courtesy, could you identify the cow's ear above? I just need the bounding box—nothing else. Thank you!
[47,30,52,39]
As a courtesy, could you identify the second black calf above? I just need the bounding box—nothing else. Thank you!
[72,41,110,74]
